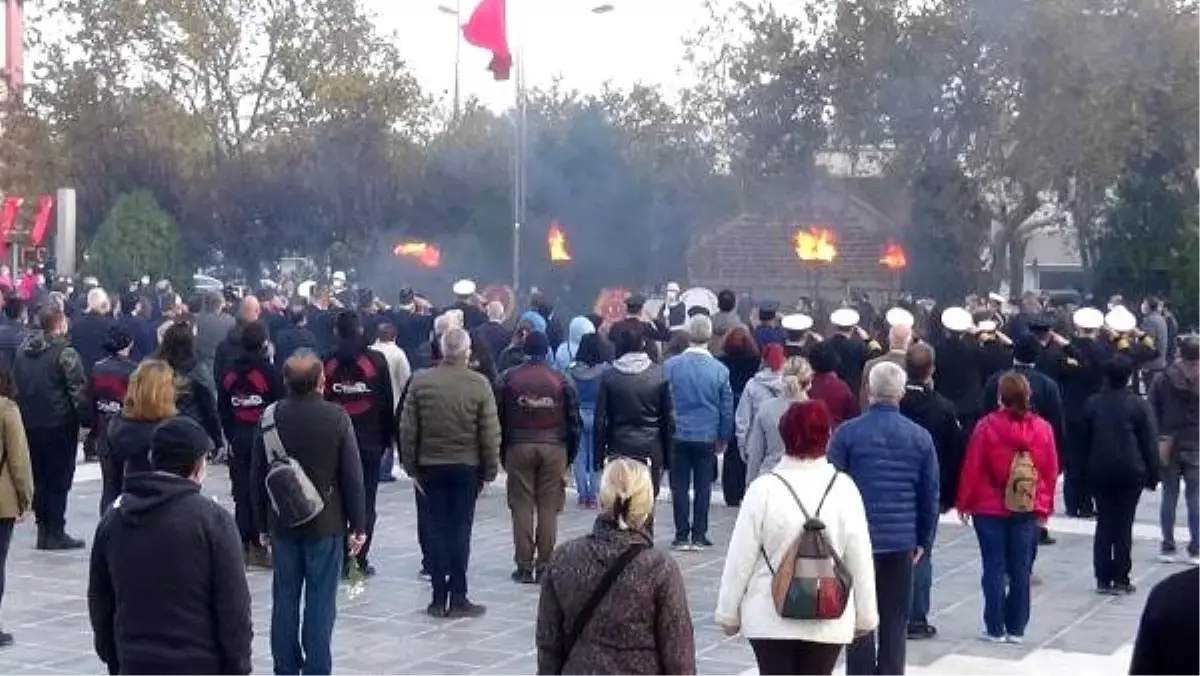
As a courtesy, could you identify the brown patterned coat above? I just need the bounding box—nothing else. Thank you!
[536,515,695,675]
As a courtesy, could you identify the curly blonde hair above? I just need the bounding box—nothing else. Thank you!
[599,458,655,531]
[124,360,178,421]
[781,356,814,400]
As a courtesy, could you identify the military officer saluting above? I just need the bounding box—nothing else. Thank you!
[826,307,880,401]
[781,313,821,358]
[1105,305,1157,367]
[934,306,986,435]
[1058,307,1111,518]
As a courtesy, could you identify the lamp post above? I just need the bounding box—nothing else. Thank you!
[437,2,462,120]
[511,2,615,291]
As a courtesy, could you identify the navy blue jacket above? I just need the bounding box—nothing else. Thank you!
[827,403,940,554]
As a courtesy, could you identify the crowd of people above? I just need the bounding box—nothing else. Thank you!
[0,271,1190,675]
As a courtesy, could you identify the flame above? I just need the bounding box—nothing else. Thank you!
[393,241,441,268]
[793,226,838,263]
[548,221,571,262]
[879,239,907,270]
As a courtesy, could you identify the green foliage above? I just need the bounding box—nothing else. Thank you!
[89,190,184,289]
[907,162,989,301]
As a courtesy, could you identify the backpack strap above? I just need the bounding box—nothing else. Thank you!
[560,544,646,669]
[760,470,841,576]
[260,403,288,464]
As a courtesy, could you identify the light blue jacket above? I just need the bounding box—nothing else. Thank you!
[664,347,734,443]
[553,316,595,371]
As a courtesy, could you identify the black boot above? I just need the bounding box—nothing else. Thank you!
[35,525,48,550]
[42,528,85,551]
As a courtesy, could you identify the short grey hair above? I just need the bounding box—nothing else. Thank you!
[440,327,472,363]
[685,314,713,344]
[868,361,907,402]
[87,287,109,313]
[486,301,506,322]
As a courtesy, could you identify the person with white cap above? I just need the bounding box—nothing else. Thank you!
[450,279,488,332]
[1057,307,1111,518]
[973,315,1014,383]
[661,282,687,334]
[931,306,986,438]
[1105,305,1157,367]
[781,313,820,359]
[827,307,880,402]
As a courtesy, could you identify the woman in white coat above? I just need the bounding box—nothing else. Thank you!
[715,399,878,675]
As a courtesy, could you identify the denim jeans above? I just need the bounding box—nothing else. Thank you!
[422,464,479,605]
[973,514,1038,638]
[573,415,601,503]
[270,533,343,675]
[909,547,933,628]
[669,440,716,542]
[1160,460,1200,554]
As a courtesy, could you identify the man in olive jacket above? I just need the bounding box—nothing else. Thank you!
[400,327,500,619]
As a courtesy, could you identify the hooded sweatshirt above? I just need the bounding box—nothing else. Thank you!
[553,316,596,371]
[735,369,784,451]
[956,409,1059,519]
[88,472,252,675]
[12,330,91,430]
[594,352,673,468]
[1150,359,1200,463]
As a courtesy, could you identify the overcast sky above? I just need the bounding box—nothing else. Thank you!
[372,0,710,110]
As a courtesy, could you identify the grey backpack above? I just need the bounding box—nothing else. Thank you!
[261,404,325,527]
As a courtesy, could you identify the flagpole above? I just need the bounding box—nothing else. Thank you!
[512,45,525,291]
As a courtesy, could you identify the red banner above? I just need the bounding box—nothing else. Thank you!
[29,195,52,246]
[0,196,23,262]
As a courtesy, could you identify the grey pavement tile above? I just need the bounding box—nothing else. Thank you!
[954,638,1037,660]
[440,646,530,668]
[468,654,538,675]
[697,657,754,675]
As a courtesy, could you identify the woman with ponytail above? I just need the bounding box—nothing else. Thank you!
[536,457,695,675]
[744,357,814,482]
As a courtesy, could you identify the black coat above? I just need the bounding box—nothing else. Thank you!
[272,325,317,372]
[1082,388,1159,489]
[900,383,965,512]
[1130,568,1199,675]
[593,360,674,470]
[475,320,511,368]
[88,472,252,675]
[71,312,117,376]
[931,334,985,418]
[12,332,91,430]
[119,315,158,362]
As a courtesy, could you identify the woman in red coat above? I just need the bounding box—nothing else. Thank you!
[956,373,1058,644]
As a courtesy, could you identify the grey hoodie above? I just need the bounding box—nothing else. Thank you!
[744,394,807,482]
[736,369,784,452]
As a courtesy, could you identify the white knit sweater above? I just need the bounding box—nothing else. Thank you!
[714,456,879,643]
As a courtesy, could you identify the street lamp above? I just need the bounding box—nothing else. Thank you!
[510,2,616,291]
[438,2,462,120]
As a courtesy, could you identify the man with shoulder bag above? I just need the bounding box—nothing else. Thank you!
[251,350,367,676]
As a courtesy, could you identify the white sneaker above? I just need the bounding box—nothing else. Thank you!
[1158,553,1178,564]
[1188,555,1200,566]
[1006,635,1025,645]
[980,633,1006,644]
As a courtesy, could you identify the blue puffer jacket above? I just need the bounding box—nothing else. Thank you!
[827,403,939,554]
[664,348,733,443]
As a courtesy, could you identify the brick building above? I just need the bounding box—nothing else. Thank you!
[686,180,906,302]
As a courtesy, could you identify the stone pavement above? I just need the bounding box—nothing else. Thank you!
[0,462,1192,675]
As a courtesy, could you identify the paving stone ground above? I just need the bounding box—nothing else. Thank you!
[0,461,1192,675]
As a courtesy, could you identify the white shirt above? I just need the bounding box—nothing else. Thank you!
[715,456,879,643]
[370,340,411,408]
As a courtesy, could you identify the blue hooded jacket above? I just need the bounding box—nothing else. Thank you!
[553,316,595,371]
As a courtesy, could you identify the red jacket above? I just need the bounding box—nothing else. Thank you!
[808,372,859,427]
[955,409,1058,519]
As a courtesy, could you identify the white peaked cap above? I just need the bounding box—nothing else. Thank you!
[941,306,973,332]
[830,308,860,328]
[886,307,915,327]
[332,271,347,281]
[988,292,1005,304]
[452,279,477,296]
[1073,307,1105,331]
[977,320,998,332]
[1105,306,1136,333]
[297,280,316,299]
[782,313,814,331]
[666,281,681,292]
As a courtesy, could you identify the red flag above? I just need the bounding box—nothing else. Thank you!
[30,195,52,246]
[0,197,21,262]
[462,0,512,81]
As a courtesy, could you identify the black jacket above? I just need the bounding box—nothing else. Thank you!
[71,312,117,376]
[88,472,252,675]
[272,325,317,371]
[1149,360,1199,463]
[828,333,870,401]
[91,356,137,456]
[119,315,158,362]
[170,359,223,448]
[217,352,285,442]
[0,320,28,369]
[1060,338,1111,422]
[212,326,242,390]
[475,320,511,368]
[105,415,159,476]
[387,308,435,367]
[932,334,985,418]
[323,340,395,454]
[12,331,91,430]
[1130,568,1199,675]
[593,355,674,471]
[250,392,367,539]
[982,364,1066,455]
[1082,388,1159,489]
[900,383,964,512]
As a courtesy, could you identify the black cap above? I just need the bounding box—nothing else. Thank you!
[398,287,414,305]
[625,294,646,312]
[758,299,780,321]
[1029,313,1054,331]
[1014,335,1042,364]
[150,417,215,474]
[523,330,550,358]
[103,325,133,355]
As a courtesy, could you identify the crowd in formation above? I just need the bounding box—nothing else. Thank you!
[0,273,1192,675]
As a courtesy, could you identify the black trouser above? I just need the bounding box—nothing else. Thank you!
[722,437,747,506]
[0,518,13,609]
[1093,481,1142,586]
[98,455,124,515]
[415,484,431,572]
[228,432,256,544]
[356,449,382,567]
[1064,419,1093,515]
[750,639,842,676]
[421,464,479,605]
[846,550,913,676]
[26,426,77,531]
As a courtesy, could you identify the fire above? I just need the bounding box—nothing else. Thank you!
[879,239,907,270]
[393,241,441,268]
[548,221,571,262]
[793,226,838,263]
